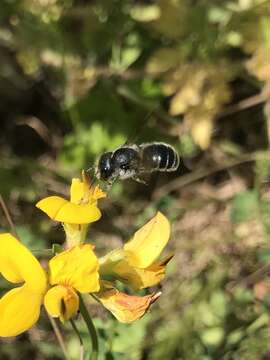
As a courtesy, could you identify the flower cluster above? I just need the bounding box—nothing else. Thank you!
[0,171,172,337]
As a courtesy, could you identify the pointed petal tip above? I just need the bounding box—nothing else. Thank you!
[124,211,171,269]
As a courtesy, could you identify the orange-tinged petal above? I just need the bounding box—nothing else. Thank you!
[111,255,173,290]
[124,212,170,268]
[44,285,79,322]
[49,245,100,293]
[90,185,107,202]
[0,233,47,293]
[36,196,101,224]
[0,284,43,337]
[97,282,161,323]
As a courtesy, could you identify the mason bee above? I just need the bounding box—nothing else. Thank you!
[95,142,180,184]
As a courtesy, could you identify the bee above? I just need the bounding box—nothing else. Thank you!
[95,142,180,184]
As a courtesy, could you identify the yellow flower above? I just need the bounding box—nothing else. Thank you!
[43,212,171,324]
[36,171,106,246]
[0,233,47,337]
[0,205,171,335]
[36,171,105,224]
[44,245,100,322]
[0,234,100,336]
[95,212,172,323]
[99,212,172,290]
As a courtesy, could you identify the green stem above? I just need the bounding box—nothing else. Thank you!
[78,294,99,360]
[31,249,53,257]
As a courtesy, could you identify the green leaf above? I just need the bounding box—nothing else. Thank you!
[227,329,244,345]
[255,158,270,184]
[210,291,228,318]
[231,191,258,223]
[258,247,270,263]
[201,327,225,347]
[260,200,270,238]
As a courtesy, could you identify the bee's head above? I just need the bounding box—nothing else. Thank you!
[96,152,115,183]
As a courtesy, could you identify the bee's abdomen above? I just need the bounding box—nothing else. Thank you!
[141,143,179,172]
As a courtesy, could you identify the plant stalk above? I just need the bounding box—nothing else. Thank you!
[79,293,99,360]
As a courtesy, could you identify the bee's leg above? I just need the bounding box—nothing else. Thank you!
[105,183,113,192]
[105,175,118,191]
[132,176,148,185]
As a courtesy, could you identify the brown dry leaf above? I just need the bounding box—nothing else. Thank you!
[247,47,270,82]
[246,31,270,142]
[188,115,214,150]
[165,63,231,149]
[169,69,206,115]
[161,67,188,96]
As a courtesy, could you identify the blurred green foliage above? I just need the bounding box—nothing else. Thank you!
[2,0,270,359]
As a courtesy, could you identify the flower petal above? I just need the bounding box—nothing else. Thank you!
[44,285,79,322]
[90,185,107,202]
[70,178,85,204]
[110,255,173,290]
[124,212,170,268]
[70,174,106,205]
[0,233,47,293]
[55,203,101,224]
[36,196,67,219]
[36,196,101,224]
[0,284,43,337]
[49,245,100,293]
[97,282,161,323]
[99,249,126,275]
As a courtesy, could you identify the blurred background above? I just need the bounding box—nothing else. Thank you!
[1,0,270,359]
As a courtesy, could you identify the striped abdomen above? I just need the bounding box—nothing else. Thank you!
[140,143,179,172]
